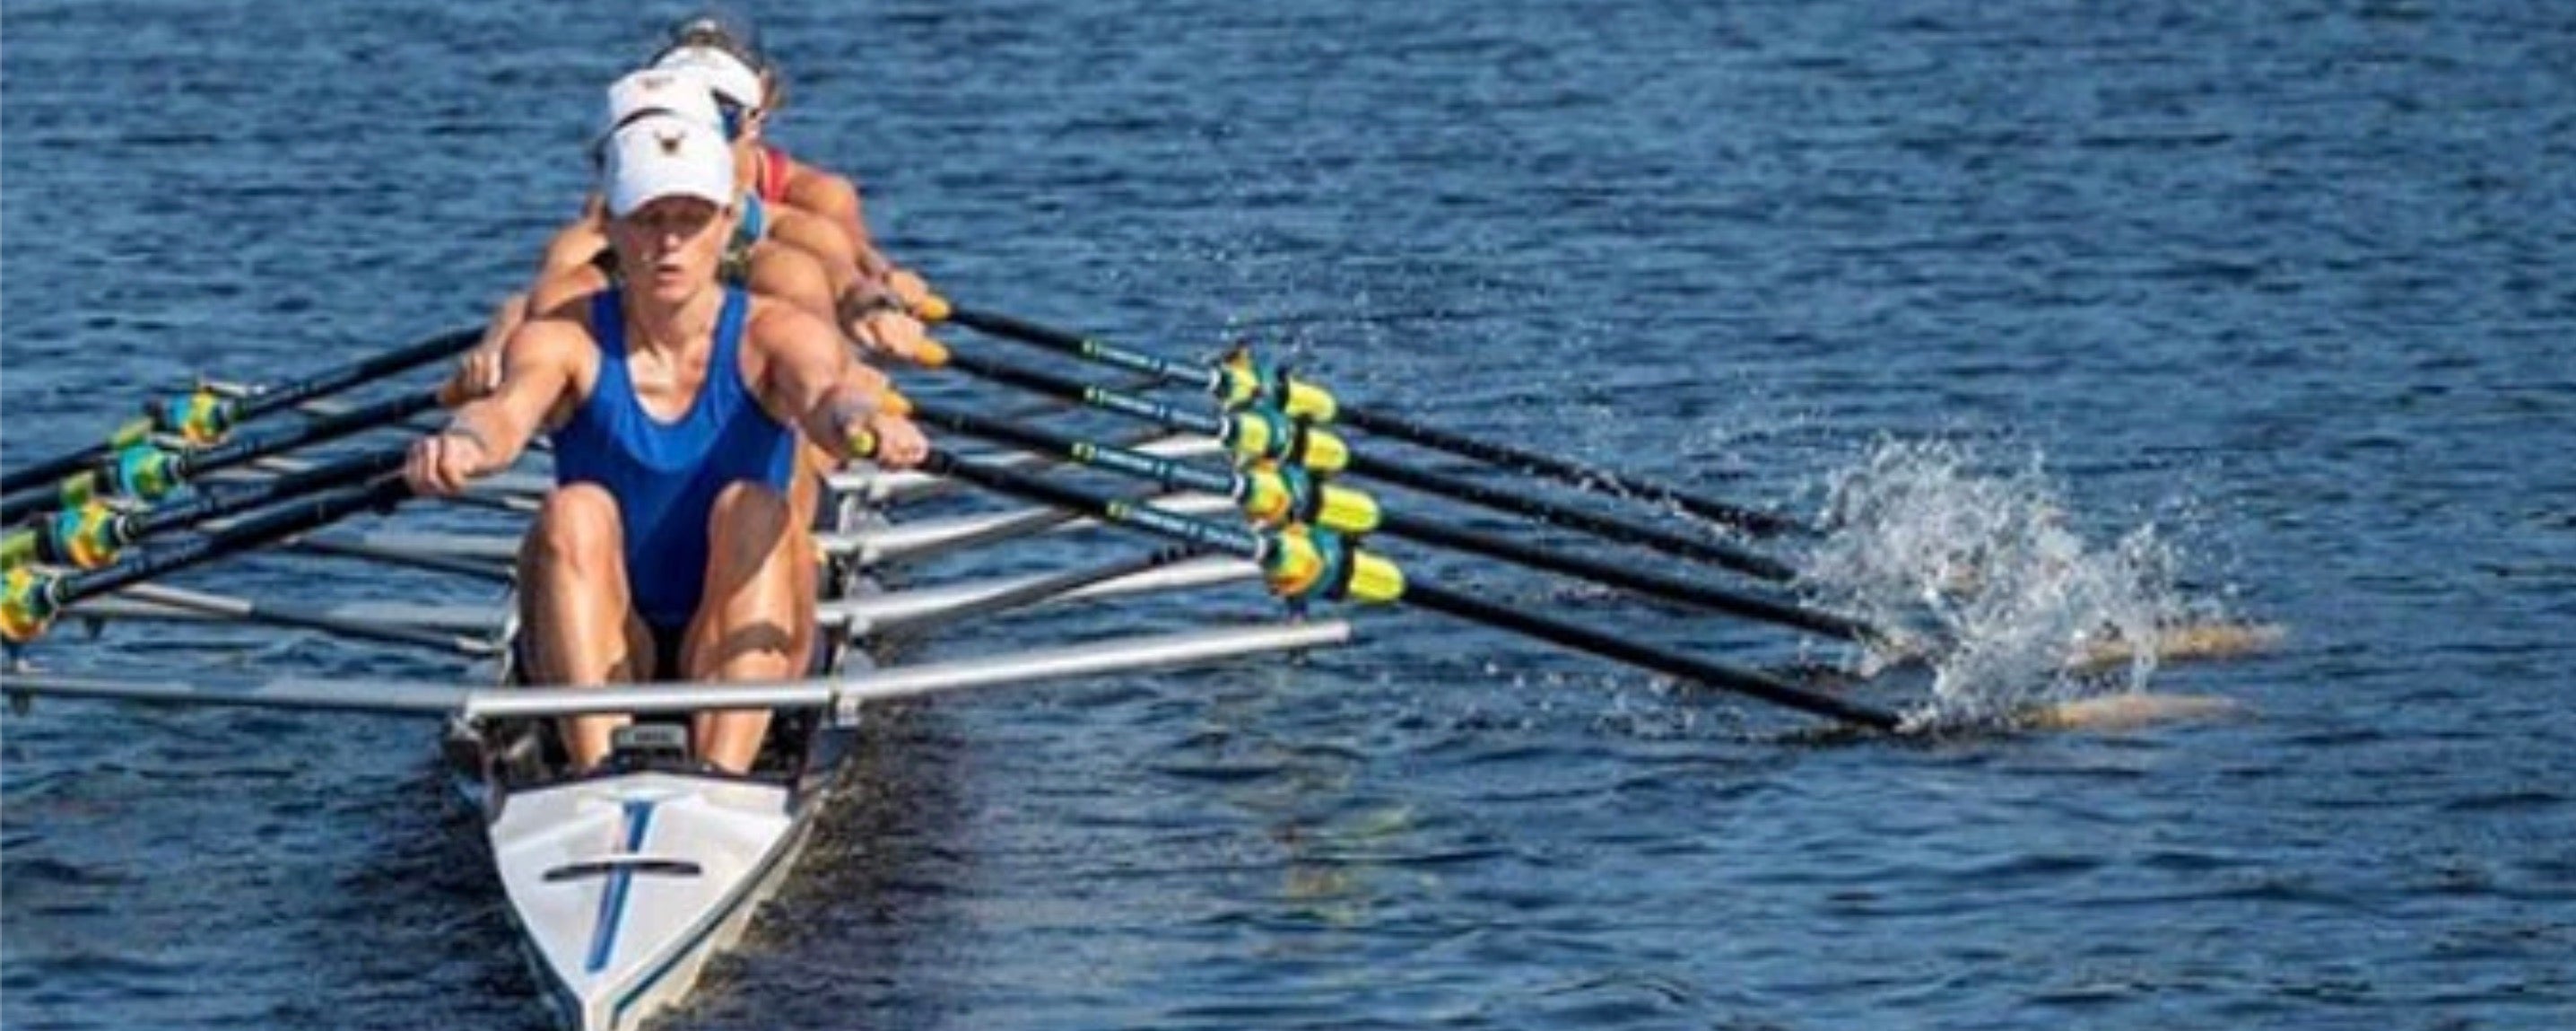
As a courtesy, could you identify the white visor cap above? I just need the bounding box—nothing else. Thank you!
[602,66,724,137]
[601,114,735,218]
[653,45,764,110]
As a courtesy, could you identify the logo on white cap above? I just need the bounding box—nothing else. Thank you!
[603,66,724,138]
[601,114,735,218]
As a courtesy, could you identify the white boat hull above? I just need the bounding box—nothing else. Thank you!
[492,769,819,1031]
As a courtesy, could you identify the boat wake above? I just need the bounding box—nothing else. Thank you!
[1791,437,2266,731]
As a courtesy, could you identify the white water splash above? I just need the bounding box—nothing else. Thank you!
[1797,438,2192,725]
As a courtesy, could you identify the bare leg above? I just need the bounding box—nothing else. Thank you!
[685,480,814,774]
[786,445,830,664]
[517,485,657,771]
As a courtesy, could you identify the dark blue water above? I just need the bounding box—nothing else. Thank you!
[7,1,2574,1028]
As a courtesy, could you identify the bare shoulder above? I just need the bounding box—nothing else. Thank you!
[527,264,610,318]
[738,293,848,404]
[506,291,603,368]
[535,212,610,278]
[766,204,857,265]
[744,293,840,355]
[787,164,862,214]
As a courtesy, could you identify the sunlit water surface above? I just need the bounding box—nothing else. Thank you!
[5,2,2572,1029]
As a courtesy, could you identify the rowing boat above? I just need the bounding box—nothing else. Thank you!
[457,464,1339,1029]
[1,304,2268,1027]
[4,432,1348,1030]
[455,478,876,1030]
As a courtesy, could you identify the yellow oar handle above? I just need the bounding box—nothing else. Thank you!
[1238,463,1381,534]
[158,390,232,445]
[1218,347,1337,422]
[1,567,57,644]
[1223,407,1350,475]
[1258,524,1405,606]
[51,503,121,570]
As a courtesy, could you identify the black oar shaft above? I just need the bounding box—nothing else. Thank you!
[937,347,1799,582]
[0,418,154,498]
[1333,406,1808,537]
[906,446,1894,730]
[940,347,1226,438]
[172,389,442,484]
[1398,581,1901,730]
[909,397,1872,642]
[1377,512,1880,643]
[129,449,408,540]
[42,477,412,612]
[1347,451,1796,581]
[6,449,407,570]
[231,328,479,423]
[909,399,1238,498]
[945,307,1219,394]
[942,305,1808,537]
[0,389,439,524]
[0,326,476,495]
[920,450,1266,558]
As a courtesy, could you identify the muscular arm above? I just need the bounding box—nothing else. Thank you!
[534,211,611,284]
[746,302,864,458]
[788,170,892,281]
[744,301,916,465]
[407,308,589,496]
[446,316,587,472]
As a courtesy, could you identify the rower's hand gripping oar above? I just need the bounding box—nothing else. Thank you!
[0,326,481,496]
[840,429,1901,732]
[2,475,414,646]
[927,305,1809,537]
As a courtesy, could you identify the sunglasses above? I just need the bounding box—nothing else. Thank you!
[714,98,751,141]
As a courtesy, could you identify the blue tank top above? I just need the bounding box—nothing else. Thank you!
[553,287,796,630]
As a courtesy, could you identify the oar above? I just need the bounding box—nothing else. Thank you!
[103,582,499,656]
[872,545,1206,641]
[898,398,1886,645]
[926,345,1797,581]
[4,448,407,570]
[0,384,449,524]
[3,476,413,645]
[936,305,1809,537]
[0,326,478,494]
[850,439,1901,731]
[278,535,517,584]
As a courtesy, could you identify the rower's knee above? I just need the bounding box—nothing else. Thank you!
[524,484,625,573]
[706,481,793,572]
